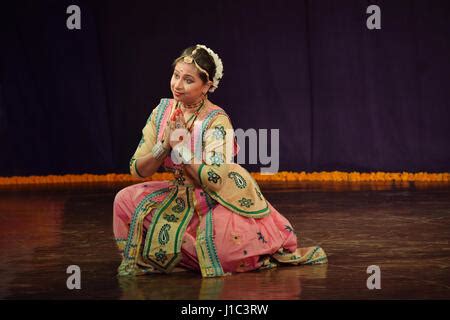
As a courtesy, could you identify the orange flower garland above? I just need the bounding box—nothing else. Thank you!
[0,171,449,186]
[252,171,450,182]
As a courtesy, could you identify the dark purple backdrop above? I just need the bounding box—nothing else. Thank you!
[1,0,449,176]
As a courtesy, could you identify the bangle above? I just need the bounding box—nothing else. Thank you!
[151,141,168,160]
[134,158,145,178]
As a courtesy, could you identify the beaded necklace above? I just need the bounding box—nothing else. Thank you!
[177,100,205,133]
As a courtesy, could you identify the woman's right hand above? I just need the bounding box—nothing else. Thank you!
[162,109,186,152]
[162,120,172,151]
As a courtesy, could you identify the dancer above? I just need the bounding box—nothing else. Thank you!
[113,44,327,277]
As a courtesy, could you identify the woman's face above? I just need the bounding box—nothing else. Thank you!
[170,61,210,105]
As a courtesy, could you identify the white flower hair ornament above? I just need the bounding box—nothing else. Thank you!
[183,44,223,93]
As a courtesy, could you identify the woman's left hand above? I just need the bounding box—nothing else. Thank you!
[169,109,187,149]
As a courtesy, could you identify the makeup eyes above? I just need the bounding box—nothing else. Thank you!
[173,73,194,84]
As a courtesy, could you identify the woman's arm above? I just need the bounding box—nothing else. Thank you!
[130,105,171,179]
[133,150,169,178]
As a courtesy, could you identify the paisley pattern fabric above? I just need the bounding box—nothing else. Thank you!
[113,98,327,277]
[198,162,269,218]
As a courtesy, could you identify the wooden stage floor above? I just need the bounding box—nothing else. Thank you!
[1,181,449,300]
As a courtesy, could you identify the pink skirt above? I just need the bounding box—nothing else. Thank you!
[113,180,298,273]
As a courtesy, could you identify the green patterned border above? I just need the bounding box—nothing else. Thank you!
[204,209,224,276]
[155,98,170,138]
[198,164,269,217]
[143,187,194,272]
[123,187,172,258]
[198,163,206,185]
[209,190,269,217]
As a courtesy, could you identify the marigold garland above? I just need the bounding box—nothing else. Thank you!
[0,171,449,186]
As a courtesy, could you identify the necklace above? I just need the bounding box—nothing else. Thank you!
[182,99,204,110]
[181,100,205,133]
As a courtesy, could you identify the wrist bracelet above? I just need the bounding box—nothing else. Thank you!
[151,141,168,160]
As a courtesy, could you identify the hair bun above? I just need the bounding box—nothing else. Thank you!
[195,44,224,92]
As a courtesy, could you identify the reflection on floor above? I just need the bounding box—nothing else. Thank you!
[0,181,449,299]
